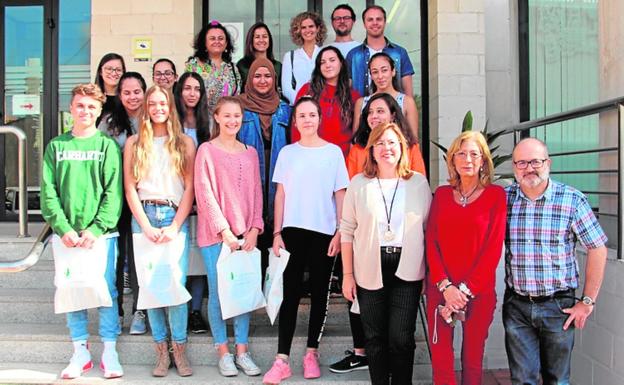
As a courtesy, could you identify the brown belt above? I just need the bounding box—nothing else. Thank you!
[141,199,178,209]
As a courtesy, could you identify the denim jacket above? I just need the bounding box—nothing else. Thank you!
[238,101,291,222]
[346,38,415,97]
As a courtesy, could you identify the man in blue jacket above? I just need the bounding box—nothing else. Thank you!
[346,5,415,97]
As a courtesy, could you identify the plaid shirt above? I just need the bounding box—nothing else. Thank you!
[505,179,607,296]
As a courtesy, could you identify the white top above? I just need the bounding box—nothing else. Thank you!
[281,46,321,105]
[184,127,198,147]
[137,136,185,206]
[272,142,349,235]
[375,178,406,247]
[326,40,360,58]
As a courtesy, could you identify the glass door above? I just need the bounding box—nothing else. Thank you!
[1,2,48,218]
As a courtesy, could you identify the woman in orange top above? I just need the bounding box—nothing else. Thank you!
[346,93,426,179]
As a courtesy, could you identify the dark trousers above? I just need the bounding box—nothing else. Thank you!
[503,289,576,385]
[278,227,335,355]
[115,202,138,317]
[358,249,422,385]
[348,302,367,349]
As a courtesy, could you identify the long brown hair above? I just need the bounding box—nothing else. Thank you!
[363,122,413,180]
[132,85,187,181]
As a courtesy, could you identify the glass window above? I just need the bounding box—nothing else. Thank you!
[264,0,308,61]
[528,0,599,205]
[59,0,91,132]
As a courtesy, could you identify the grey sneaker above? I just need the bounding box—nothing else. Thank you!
[235,352,261,376]
[218,353,238,377]
[129,311,147,335]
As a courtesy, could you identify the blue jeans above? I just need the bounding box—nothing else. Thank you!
[502,289,576,385]
[66,236,120,342]
[131,203,190,343]
[200,243,250,346]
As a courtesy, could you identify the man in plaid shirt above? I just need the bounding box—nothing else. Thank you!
[503,138,607,385]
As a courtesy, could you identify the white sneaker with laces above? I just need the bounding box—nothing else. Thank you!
[218,353,238,377]
[235,352,261,376]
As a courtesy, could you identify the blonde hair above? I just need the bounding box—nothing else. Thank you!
[132,85,187,181]
[445,131,493,187]
[363,122,413,180]
[289,12,327,46]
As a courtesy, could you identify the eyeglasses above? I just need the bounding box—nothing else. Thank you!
[332,16,353,22]
[103,66,123,75]
[154,70,175,78]
[454,151,482,160]
[513,158,549,169]
[373,140,399,148]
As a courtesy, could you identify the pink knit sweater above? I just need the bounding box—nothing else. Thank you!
[194,142,264,247]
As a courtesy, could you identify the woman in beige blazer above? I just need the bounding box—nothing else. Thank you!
[340,122,431,385]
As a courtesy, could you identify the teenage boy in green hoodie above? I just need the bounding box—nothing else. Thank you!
[41,83,123,379]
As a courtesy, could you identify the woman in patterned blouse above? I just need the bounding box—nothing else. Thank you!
[186,21,241,118]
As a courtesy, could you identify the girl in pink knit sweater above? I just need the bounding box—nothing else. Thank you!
[194,96,264,377]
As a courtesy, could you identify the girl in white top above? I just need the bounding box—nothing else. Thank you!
[281,12,327,105]
[263,97,349,385]
[123,85,196,377]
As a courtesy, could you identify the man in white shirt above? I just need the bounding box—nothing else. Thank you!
[326,4,360,58]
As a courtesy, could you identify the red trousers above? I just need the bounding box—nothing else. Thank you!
[426,283,497,385]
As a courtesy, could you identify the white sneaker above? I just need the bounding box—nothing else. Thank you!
[100,342,124,379]
[218,353,238,377]
[61,342,92,379]
[235,352,261,376]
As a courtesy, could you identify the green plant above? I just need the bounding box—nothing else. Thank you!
[431,111,512,171]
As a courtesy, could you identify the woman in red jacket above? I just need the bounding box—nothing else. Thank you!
[425,131,506,385]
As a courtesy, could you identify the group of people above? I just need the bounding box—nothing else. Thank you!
[39,3,608,385]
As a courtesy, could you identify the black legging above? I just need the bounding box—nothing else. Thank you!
[357,249,422,385]
[278,227,335,355]
[116,201,138,317]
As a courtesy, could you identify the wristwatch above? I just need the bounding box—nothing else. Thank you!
[581,295,595,306]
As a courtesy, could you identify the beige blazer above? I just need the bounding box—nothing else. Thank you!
[340,173,431,290]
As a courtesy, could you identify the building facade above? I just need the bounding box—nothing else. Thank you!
[0,1,622,383]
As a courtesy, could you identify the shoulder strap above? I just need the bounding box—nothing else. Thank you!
[290,50,297,90]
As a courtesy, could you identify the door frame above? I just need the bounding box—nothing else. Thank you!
[0,0,58,219]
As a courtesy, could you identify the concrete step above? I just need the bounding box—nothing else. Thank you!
[0,323,431,367]
[0,288,361,328]
[0,259,55,289]
[0,362,434,384]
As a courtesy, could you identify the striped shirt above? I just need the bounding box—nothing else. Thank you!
[504,179,607,296]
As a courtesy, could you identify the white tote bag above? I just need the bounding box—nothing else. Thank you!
[216,243,266,320]
[52,235,112,314]
[263,248,290,325]
[133,232,191,310]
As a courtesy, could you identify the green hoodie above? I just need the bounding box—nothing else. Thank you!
[41,130,122,237]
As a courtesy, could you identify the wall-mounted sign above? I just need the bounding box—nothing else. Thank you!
[132,37,152,62]
[12,94,40,116]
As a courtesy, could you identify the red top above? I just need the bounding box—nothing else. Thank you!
[292,83,360,158]
[425,184,507,295]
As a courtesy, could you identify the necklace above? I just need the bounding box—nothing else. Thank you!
[457,184,480,207]
[377,177,401,241]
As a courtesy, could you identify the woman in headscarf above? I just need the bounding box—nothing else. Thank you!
[238,58,291,252]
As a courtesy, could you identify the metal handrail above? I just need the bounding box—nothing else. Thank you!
[0,224,52,273]
[499,99,624,259]
[0,125,29,237]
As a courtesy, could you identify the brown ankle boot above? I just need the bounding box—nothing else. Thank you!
[171,341,193,377]
[152,341,170,377]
